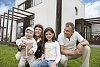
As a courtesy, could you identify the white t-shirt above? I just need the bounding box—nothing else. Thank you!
[45,41,61,63]
[58,31,84,50]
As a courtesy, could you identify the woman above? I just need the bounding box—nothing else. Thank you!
[31,24,48,67]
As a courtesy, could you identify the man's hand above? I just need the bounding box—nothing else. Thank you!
[74,49,81,55]
[66,49,81,56]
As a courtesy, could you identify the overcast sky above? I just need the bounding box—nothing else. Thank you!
[0,0,100,18]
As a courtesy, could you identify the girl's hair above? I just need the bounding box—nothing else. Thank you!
[44,27,55,43]
[33,24,44,41]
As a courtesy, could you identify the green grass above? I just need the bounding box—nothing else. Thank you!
[67,48,100,67]
[0,44,18,67]
[0,44,100,67]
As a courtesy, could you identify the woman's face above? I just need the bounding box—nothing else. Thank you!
[34,27,42,37]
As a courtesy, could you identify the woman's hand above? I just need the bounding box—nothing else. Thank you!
[50,62,56,67]
[28,49,33,55]
[39,54,45,61]
[21,43,26,49]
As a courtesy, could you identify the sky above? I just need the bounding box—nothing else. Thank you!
[81,0,100,18]
[0,0,100,18]
[0,0,15,15]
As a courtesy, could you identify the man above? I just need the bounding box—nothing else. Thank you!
[58,22,90,67]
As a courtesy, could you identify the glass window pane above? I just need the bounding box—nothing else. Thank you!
[34,0,42,6]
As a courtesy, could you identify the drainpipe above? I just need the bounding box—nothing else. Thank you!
[56,0,62,38]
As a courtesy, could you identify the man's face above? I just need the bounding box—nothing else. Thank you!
[63,26,73,38]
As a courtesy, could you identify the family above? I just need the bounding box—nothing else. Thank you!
[15,22,90,67]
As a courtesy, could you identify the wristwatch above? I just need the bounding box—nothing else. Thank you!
[80,42,84,45]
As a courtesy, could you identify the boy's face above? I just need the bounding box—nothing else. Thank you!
[25,30,33,38]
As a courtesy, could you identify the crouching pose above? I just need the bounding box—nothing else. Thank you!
[58,22,90,67]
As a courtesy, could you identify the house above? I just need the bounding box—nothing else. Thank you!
[0,0,85,42]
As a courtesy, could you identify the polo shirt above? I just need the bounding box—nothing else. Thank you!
[58,31,84,50]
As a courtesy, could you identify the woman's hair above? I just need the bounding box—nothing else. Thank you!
[44,27,55,43]
[33,24,45,53]
[33,24,44,40]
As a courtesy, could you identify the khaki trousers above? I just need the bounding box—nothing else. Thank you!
[60,46,90,67]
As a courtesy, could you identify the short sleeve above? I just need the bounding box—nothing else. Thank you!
[58,33,64,46]
[76,32,85,42]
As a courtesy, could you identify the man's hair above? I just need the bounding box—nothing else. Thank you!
[65,22,75,32]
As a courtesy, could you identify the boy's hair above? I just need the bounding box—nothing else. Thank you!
[44,27,55,43]
[25,27,34,32]
[65,22,75,32]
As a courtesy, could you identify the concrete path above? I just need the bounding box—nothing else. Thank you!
[90,44,100,48]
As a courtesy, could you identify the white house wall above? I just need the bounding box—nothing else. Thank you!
[75,0,85,19]
[62,0,85,32]
[26,0,57,32]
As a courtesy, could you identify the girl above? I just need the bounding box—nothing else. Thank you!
[43,27,61,67]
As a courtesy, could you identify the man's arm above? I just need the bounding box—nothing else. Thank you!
[76,32,89,46]
[80,39,89,46]
[60,45,75,56]
[76,39,89,54]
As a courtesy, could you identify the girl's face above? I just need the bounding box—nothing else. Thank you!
[34,27,42,37]
[25,30,33,38]
[45,31,54,41]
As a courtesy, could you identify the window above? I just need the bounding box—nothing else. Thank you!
[30,19,34,27]
[30,15,34,27]
[16,21,23,39]
[25,0,33,9]
[75,7,78,16]
[18,0,42,10]
[18,1,25,10]
[34,0,42,6]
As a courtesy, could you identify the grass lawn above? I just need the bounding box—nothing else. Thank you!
[0,44,100,67]
[0,44,18,67]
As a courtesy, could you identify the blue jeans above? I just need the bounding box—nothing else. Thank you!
[46,60,58,67]
[31,59,48,67]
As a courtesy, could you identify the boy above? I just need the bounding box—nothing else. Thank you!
[16,27,37,67]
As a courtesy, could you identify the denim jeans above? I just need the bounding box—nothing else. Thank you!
[46,60,58,67]
[31,59,48,67]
